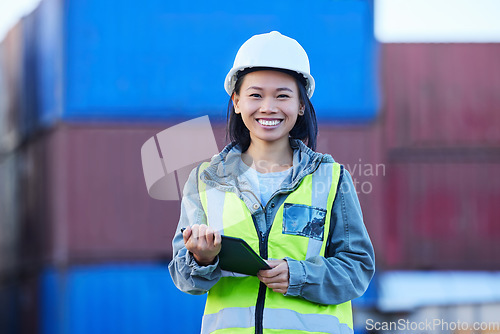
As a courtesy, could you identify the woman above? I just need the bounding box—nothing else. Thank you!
[169,31,375,334]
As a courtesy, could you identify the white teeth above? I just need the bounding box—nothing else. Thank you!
[258,119,281,126]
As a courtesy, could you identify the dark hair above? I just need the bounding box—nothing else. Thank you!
[225,67,318,152]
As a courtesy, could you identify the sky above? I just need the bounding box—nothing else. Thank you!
[375,0,500,42]
[1,0,500,43]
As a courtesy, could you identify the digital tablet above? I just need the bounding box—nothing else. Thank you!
[219,235,271,276]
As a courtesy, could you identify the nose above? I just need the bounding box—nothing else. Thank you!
[259,97,278,113]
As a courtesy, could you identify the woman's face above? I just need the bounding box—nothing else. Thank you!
[232,70,304,147]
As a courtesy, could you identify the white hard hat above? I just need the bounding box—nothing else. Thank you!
[224,31,315,98]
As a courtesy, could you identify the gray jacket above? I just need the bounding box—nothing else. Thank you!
[168,139,375,305]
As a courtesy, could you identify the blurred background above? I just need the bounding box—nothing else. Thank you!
[0,0,499,333]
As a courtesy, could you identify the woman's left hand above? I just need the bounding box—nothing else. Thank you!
[257,259,289,294]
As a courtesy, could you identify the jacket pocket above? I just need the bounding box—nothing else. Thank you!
[282,203,327,241]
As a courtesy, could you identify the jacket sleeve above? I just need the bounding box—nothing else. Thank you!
[168,165,222,295]
[284,168,375,305]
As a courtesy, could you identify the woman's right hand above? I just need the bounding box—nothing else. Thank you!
[182,224,222,266]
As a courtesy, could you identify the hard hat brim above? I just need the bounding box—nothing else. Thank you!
[224,66,315,99]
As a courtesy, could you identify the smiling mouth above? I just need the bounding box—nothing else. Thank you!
[257,119,283,126]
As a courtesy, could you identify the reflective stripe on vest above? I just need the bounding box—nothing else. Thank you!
[197,161,353,334]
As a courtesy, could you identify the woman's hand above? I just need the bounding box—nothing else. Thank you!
[182,224,222,266]
[257,259,289,294]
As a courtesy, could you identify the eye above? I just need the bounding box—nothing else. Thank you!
[249,93,261,98]
[277,94,290,99]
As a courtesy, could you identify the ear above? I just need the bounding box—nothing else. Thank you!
[232,93,241,114]
[298,101,305,116]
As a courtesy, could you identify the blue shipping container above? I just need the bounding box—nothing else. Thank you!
[351,272,378,308]
[31,0,378,125]
[41,264,206,334]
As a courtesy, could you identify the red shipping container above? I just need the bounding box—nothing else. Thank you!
[385,159,500,270]
[382,44,500,149]
[318,124,386,263]
[19,123,228,266]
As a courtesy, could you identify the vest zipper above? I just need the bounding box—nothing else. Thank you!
[255,230,270,334]
[253,167,319,333]
[255,282,266,334]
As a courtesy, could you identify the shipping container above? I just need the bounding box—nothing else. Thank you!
[381,43,500,149]
[19,273,40,334]
[318,124,386,264]
[0,22,23,155]
[352,272,378,308]
[23,0,378,130]
[0,281,19,334]
[384,159,500,270]
[0,273,39,334]
[377,271,500,313]
[41,264,205,334]
[19,7,41,141]
[17,136,50,272]
[33,0,64,130]
[18,123,227,266]
[0,153,20,276]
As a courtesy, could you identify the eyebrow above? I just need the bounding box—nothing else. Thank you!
[246,86,294,93]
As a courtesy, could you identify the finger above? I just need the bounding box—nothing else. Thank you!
[198,224,208,240]
[257,271,272,279]
[259,277,288,294]
[197,225,209,248]
[269,260,289,276]
[213,230,222,248]
[205,227,215,246]
[272,287,288,294]
[260,270,289,286]
[258,273,277,284]
[258,276,272,286]
[191,224,200,240]
[266,259,282,268]
[266,281,287,290]
[259,266,282,278]
[182,226,192,244]
[259,271,286,284]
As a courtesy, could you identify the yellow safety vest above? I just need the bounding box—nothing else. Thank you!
[197,161,353,334]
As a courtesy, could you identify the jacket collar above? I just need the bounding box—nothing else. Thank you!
[200,138,334,193]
